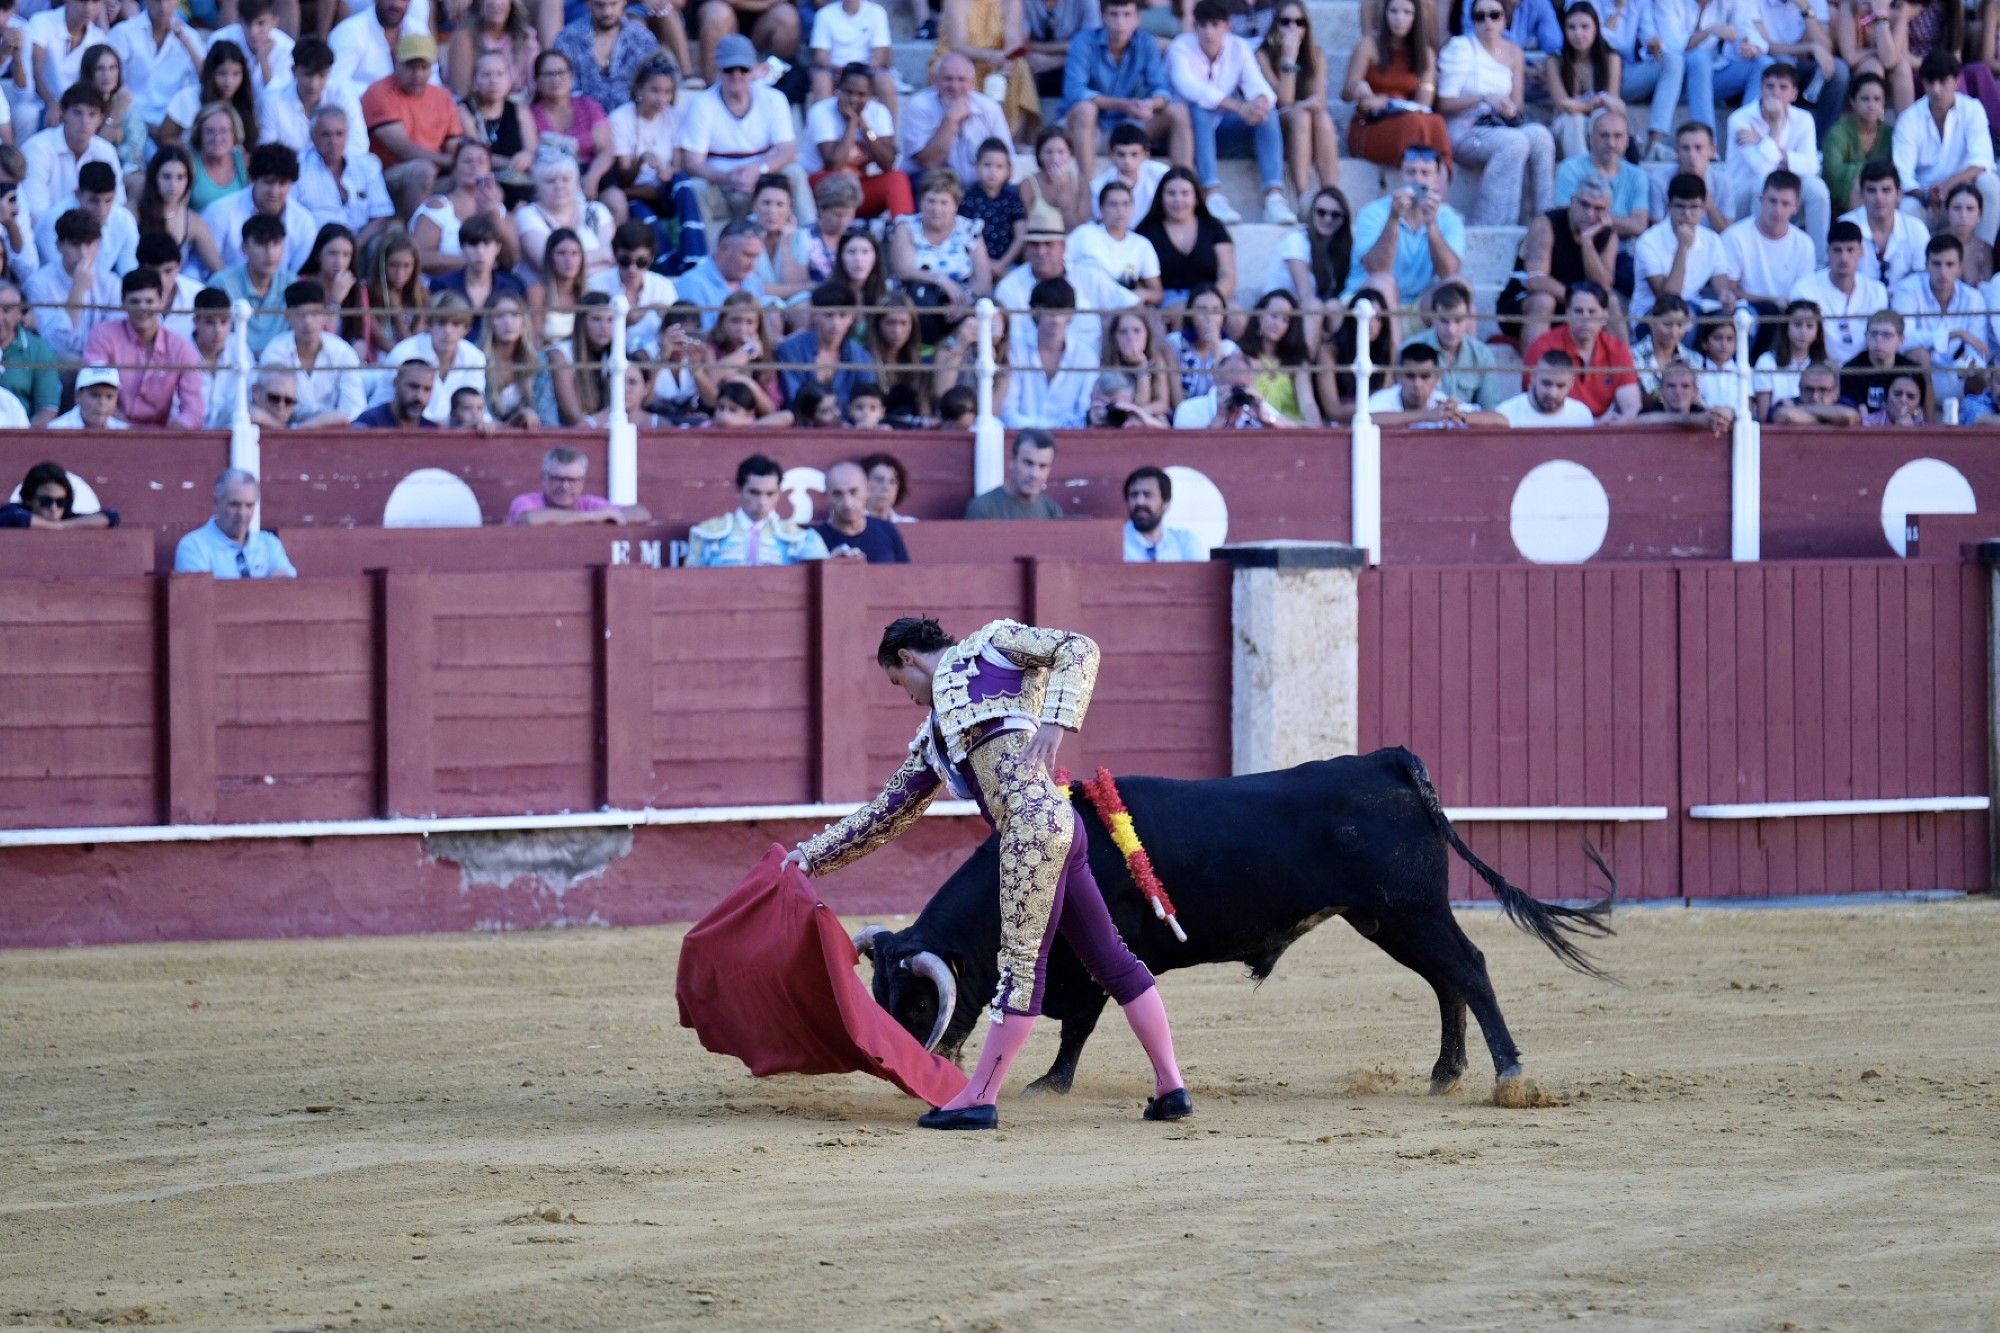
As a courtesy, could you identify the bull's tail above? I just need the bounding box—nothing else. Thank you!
[1391,749,1618,980]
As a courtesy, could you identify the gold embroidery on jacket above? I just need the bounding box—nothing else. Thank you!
[798,731,939,876]
[969,730,1071,1016]
[930,620,1100,763]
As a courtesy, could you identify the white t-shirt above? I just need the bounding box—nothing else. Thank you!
[809,0,890,64]
[380,333,487,424]
[1496,391,1593,426]
[24,10,106,104]
[1790,268,1888,366]
[210,21,295,95]
[1089,159,1168,221]
[1367,384,1446,413]
[1065,223,1160,290]
[799,95,894,174]
[1632,219,1729,319]
[608,102,681,186]
[1721,219,1814,301]
[50,406,129,429]
[680,84,795,170]
[0,385,27,427]
[586,267,679,355]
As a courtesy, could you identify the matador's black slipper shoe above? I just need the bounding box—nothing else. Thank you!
[919,1104,999,1130]
[1143,1088,1194,1122]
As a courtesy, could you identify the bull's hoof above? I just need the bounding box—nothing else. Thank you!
[1492,1070,1552,1109]
[1428,1072,1464,1096]
[1021,1072,1072,1098]
[918,1103,998,1130]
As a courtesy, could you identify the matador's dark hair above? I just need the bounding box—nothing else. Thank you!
[877,616,955,667]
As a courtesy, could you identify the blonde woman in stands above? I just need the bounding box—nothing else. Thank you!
[514,153,618,281]
[383,292,488,426]
[1018,126,1095,233]
[1255,0,1341,203]
[1344,0,1453,169]
[890,167,994,304]
[538,227,588,345]
[483,292,551,427]
[1104,308,1181,413]
[1437,0,1556,222]
[363,230,427,361]
[551,290,617,425]
[693,288,785,418]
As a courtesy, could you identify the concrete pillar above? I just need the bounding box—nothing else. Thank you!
[1212,541,1366,776]
[1982,541,2000,891]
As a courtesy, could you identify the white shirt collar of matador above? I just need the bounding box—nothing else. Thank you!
[914,619,1101,769]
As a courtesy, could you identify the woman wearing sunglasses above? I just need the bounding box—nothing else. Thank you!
[0,460,117,530]
[1256,0,1341,202]
[1437,0,1557,223]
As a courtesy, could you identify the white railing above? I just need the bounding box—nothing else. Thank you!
[606,294,638,506]
[972,296,1003,495]
[1729,304,1760,563]
[1350,297,1383,565]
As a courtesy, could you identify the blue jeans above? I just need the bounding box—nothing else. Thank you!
[1619,49,1686,140]
[1687,47,1763,128]
[1191,103,1284,193]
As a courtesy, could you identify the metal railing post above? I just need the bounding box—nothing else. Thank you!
[1349,298,1382,565]
[972,296,1003,495]
[1729,304,1760,562]
[606,294,637,507]
[227,298,261,530]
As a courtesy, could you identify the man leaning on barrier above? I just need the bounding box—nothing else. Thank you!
[506,445,653,527]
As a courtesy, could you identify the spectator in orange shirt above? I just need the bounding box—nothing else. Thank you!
[1518,279,1640,421]
[362,34,462,223]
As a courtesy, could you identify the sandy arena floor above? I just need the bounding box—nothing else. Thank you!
[3,899,1998,1330]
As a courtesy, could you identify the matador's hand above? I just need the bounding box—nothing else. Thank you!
[783,846,809,873]
[1021,723,1066,777]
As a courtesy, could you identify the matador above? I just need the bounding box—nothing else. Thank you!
[789,615,1193,1131]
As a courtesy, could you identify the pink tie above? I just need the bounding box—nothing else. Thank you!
[746,522,762,565]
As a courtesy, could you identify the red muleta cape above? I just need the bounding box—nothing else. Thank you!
[675,844,969,1107]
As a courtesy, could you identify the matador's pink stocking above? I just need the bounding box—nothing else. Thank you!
[939,1015,1037,1110]
[1121,985,1185,1097]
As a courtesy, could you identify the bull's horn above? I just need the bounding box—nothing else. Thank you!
[908,951,958,1052]
[851,925,889,958]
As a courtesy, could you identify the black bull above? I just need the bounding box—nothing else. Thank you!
[853,748,1616,1099]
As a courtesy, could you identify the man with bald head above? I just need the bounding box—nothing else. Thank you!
[812,459,910,563]
[899,53,1014,182]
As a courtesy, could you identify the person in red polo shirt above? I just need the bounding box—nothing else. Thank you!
[1519,279,1640,422]
[363,34,462,223]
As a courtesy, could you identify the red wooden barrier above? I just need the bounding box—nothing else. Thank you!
[1763,429,2000,559]
[280,523,682,575]
[1360,565,1683,901]
[1676,561,1988,897]
[0,529,155,577]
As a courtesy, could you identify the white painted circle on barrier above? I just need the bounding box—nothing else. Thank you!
[7,470,103,515]
[383,468,483,527]
[1164,465,1229,551]
[1880,457,1976,557]
[781,466,826,525]
[1509,459,1610,564]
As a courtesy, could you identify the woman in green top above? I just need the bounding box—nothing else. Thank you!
[190,103,250,214]
[1822,72,1894,212]
[1237,289,1321,425]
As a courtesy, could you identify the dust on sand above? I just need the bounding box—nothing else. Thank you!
[3,901,1998,1330]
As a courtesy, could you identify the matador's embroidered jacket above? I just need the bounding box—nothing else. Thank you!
[798,619,1101,1013]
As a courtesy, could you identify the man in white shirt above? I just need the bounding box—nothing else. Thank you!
[1002,278,1098,429]
[261,38,372,161]
[32,161,134,278]
[328,0,430,103]
[1893,49,2000,242]
[808,0,895,112]
[680,34,812,231]
[1721,168,1815,347]
[1122,466,1209,562]
[899,52,1014,185]
[23,206,120,361]
[20,86,121,219]
[294,104,392,245]
[1746,0,1846,137]
[1723,61,1830,254]
[1842,158,1930,288]
[138,233,205,341]
[211,0,294,96]
[1366,343,1509,426]
[1065,180,1162,300]
[1496,352,1596,426]
[50,366,129,430]
[203,144,323,275]
[1890,231,1990,402]
[1635,170,1730,318]
[1647,121,1737,229]
[802,61,910,218]
[257,278,368,426]
[993,203,1140,359]
[108,0,203,126]
[22,2,107,125]
[1172,352,1294,427]
[1790,219,1887,364]
[1168,0,1292,224]
[1090,123,1171,221]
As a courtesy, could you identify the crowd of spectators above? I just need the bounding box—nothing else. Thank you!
[0,0,1987,440]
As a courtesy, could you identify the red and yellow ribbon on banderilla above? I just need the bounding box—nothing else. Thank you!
[1054,767,1187,943]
